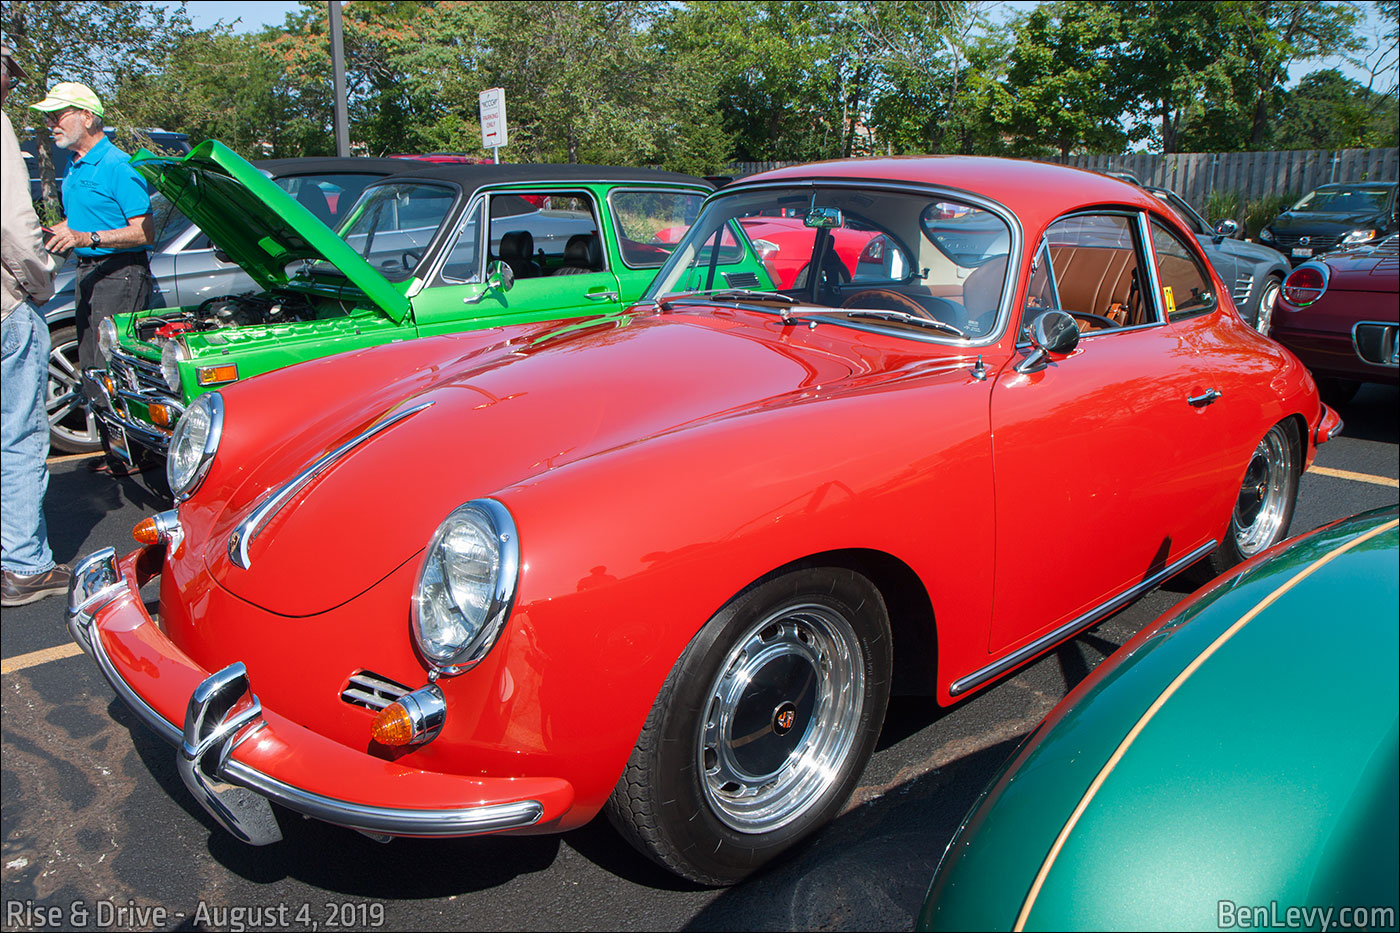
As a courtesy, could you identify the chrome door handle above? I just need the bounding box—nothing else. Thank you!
[585,291,619,301]
[1187,388,1223,407]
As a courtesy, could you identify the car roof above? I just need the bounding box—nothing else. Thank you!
[252,156,419,177]
[734,155,1160,219]
[374,162,713,191]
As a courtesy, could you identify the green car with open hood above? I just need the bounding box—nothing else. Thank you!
[92,141,711,468]
[918,506,1399,932]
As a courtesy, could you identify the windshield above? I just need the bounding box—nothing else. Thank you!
[644,185,1014,340]
[1291,185,1392,213]
[329,181,458,281]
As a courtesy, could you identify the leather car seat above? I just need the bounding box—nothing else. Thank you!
[498,231,542,279]
[552,234,602,275]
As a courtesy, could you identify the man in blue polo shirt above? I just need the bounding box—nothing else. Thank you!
[31,82,153,475]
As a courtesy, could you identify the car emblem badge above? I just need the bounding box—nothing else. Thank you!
[1299,236,1310,246]
[773,702,798,736]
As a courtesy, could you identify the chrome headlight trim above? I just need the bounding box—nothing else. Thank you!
[411,499,520,677]
[160,339,189,391]
[98,317,119,361]
[166,393,224,502]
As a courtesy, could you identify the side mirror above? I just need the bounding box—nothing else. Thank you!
[1214,219,1240,240]
[1016,310,1080,373]
[464,260,516,305]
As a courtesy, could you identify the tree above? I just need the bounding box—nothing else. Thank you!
[1,0,195,211]
[996,2,1143,159]
[1273,68,1399,148]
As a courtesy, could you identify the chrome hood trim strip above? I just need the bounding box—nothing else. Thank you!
[228,401,434,570]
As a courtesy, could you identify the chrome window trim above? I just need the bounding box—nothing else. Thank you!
[227,400,434,569]
[429,193,487,286]
[653,178,1024,349]
[605,185,710,271]
[169,392,224,502]
[949,539,1218,697]
[1146,214,1220,321]
[411,498,521,677]
[67,590,545,838]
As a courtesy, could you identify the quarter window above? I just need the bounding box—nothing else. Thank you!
[610,190,706,269]
[1150,220,1217,320]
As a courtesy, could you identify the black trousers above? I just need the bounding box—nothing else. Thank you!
[74,253,152,404]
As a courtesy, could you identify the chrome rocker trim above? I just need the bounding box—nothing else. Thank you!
[949,540,1218,697]
[64,552,545,843]
[228,401,434,569]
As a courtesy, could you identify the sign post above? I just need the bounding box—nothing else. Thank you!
[479,88,508,164]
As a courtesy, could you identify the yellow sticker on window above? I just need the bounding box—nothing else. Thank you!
[1163,285,1176,315]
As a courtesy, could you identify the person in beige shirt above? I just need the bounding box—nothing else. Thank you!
[1,42,67,606]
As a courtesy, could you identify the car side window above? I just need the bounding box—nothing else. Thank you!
[1150,219,1217,321]
[1027,212,1154,338]
[437,200,484,284]
[609,190,706,269]
[487,191,602,279]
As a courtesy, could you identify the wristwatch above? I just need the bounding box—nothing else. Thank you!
[89,231,102,247]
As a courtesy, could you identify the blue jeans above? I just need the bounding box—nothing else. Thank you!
[1,301,55,576]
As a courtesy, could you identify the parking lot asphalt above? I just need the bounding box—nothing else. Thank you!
[2,383,1396,932]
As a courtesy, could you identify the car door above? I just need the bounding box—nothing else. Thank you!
[987,210,1226,654]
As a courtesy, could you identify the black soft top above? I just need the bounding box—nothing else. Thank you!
[368,161,713,192]
[253,156,417,177]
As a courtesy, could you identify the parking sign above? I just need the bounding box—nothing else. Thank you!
[479,88,508,150]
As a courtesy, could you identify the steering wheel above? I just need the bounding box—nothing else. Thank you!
[1068,312,1121,331]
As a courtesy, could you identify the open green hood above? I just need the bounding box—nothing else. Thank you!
[131,141,411,323]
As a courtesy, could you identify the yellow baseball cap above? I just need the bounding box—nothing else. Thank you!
[30,81,104,117]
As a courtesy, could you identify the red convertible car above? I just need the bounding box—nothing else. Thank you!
[1271,233,1399,405]
[66,157,1338,885]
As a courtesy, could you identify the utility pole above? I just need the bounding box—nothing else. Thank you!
[329,1,350,157]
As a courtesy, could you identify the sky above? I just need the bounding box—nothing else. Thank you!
[172,0,1391,89]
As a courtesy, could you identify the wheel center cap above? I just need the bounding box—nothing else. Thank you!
[772,701,798,736]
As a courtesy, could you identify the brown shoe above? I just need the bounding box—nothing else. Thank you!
[1,564,73,608]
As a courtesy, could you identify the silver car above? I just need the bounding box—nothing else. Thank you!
[40,157,408,453]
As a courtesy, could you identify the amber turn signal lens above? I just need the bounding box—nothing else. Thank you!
[132,516,160,545]
[371,703,415,747]
[148,403,174,427]
[196,364,239,386]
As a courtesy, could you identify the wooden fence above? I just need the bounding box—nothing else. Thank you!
[726,147,1399,205]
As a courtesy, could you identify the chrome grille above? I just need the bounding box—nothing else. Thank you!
[341,671,412,711]
[1273,233,1341,251]
[110,350,168,394]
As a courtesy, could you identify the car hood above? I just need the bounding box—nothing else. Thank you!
[203,310,896,615]
[131,141,410,323]
[1323,242,1400,290]
[1270,210,1389,235]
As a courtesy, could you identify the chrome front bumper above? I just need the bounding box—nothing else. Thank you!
[66,548,548,845]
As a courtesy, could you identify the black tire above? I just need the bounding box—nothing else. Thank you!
[606,567,892,885]
[46,324,102,454]
[1199,420,1300,579]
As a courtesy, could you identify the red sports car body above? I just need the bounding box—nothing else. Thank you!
[67,156,1338,885]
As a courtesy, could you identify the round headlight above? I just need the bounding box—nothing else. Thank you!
[166,392,223,501]
[411,500,519,675]
[160,339,188,391]
[98,317,119,361]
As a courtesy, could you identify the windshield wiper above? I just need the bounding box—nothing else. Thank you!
[840,309,967,337]
[660,289,797,312]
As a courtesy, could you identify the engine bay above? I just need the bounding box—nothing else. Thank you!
[133,292,321,342]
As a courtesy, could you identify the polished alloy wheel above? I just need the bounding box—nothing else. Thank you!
[1255,276,1281,336]
[1233,425,1294,557]
[698,602,863,833]
[46,326,101,454]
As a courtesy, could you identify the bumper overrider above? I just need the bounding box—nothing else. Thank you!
[89,353,179,455]
[65,546,572,846]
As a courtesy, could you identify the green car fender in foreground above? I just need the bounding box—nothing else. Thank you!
[920,506,1399,932]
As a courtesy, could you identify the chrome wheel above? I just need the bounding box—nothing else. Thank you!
[1254,275,1281,336]
[46,325,101,454]
[1232,425,1295,557]
[699,602,863,833]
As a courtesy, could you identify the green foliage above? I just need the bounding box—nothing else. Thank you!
[1273,69,1399,149]
[1245,191,1300,239]
[1204,189,1243,226]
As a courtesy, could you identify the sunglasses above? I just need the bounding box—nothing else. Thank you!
[42,107,81,125]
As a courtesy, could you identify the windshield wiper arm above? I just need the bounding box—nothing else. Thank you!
[842,309,967,337]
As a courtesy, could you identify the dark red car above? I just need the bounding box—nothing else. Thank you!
[1271,234,1399,404]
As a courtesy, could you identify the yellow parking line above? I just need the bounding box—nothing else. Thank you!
[1308,465,1399,488]
[46,451,103,464]
[1,642,84,674]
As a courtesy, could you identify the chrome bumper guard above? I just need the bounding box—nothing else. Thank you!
[65,549,546,845]
[89,364,179,454]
